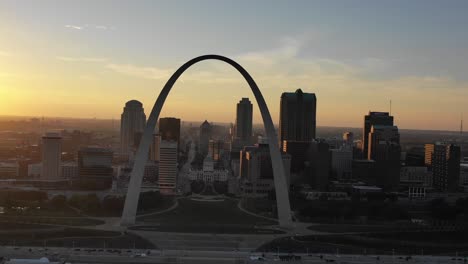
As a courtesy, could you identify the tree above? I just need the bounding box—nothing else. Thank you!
[50,195,67,209]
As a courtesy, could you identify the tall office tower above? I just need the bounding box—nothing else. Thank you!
[120,100,146,155]
[235,98,253,143]
[208,139,224,161]
[199,120,212,155]
[367,125,401,191]
[150,134,161,162]
[362,112,394,159]
[77,147,113,189]
[158,117,181,144]
[158,140,178,195]
[41,132,62,180]
[279,89,316,150]
[430,143,461,192]
[282,140,311,174]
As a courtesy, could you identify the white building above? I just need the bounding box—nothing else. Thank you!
[330,147,352,180]
[158,140,177,194]
[0,161,19,178]
[188,156,229,182]
[400,166,432,199]
[41,132,62,180]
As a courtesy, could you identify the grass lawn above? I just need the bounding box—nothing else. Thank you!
[138,198,277,233]
[0,216,104,226]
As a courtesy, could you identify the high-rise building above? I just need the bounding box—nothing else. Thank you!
[429,143,461,192]
[41,132,62,180]
[362,112,394,159]
[158,117,181,144]
[199,120,212,155]
[279,89,316,149]
[239,141,291,198]
[120,100,146,155]
[282,140,311,174]
[367,125,401,191]
[235,98,253,143]
[158,140,178,195]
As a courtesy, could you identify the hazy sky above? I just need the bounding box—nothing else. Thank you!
[1,0,467,130]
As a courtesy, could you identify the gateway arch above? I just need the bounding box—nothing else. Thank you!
[121,55,292,228]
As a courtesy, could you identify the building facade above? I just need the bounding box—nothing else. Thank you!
[279,89,316,150]
[41,132,62,180]
[158,140,178,195]
[362,112,394,159]
[235,98,253,144]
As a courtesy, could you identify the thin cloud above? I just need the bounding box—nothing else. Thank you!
[57,56,107,62]
[106,63,172,80]
[65,25,83,30]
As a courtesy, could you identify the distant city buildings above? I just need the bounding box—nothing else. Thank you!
[120,100,146,156]
[330,147,353,180]
[208,139,224,161]
[188,156,229,182]
[41,132,62,180]
[279,89,316,150]
[158,140,178,195]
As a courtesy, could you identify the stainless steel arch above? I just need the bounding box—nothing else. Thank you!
[121,54,292,227]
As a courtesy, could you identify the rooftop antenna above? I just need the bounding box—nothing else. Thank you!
[461,113,464,135]
[389,100,392,115]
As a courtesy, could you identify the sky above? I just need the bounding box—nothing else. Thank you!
[0,0,467,130]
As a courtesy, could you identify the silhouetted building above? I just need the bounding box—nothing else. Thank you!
[158,117,181,144]
[305,140,330,191]
[235,98,253,144]
[352,159,376,184]
[41,132,62,180]
[279,89,316,149]
[368,125,401,191]
[239,140,291,198]
[362,112,393,159]
[159,140,177,195]
[76,146,113,190]
[343,132,354,146]
[120,100,146,155]
[282,140,311,174]
[430,143,461,192]
[199,120,212,155]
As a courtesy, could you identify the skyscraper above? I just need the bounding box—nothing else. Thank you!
[367,125,401,191]
[235,98,253,143]
[158,117,181,144]
[362,112,394,159]
[41,132,62,180]
[428,143,461,192]
[158,140,178,195]
[279,89,316,149]
[150,134,161,162]
[199,120,212,155]
[120,100,146,156]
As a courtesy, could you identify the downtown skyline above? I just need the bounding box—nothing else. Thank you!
[1,0,468,131]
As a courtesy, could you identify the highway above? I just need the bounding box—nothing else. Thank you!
[1,246,466,264]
